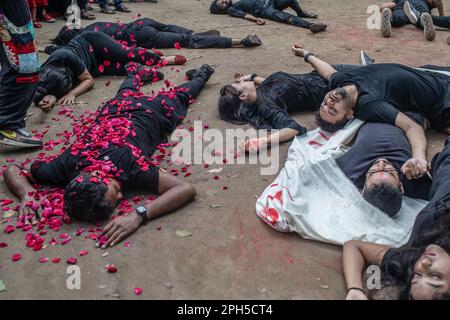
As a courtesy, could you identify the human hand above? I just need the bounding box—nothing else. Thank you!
[401,157,429,180]
[255,18,266,25]
[291,44,309,58]
[240,137,268,153]
[19,196,40,225]
[234,73,252,83]
[58,93,76,106]
[38,95,57,113]
[97,213,142,249]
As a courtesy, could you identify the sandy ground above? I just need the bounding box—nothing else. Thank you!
[0,0,449,300]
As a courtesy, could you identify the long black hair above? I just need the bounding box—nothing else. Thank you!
[34,66,73,103]
[378,201,450,300]
[52,26,83,46]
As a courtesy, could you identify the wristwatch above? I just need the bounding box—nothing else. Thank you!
[250,73,258,81]
[135,206,148,225]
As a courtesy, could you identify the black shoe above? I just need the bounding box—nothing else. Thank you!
[185,64,215,82]
[299,10,318,19]
[240,34,262,47]
[360,51,375,66]
[195,29,221,37]
[0,128,42,148]
[309,23,327,33]
[125,62,164,83]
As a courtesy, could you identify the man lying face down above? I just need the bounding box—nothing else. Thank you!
[336,116,432,217]
[3,63,215,248]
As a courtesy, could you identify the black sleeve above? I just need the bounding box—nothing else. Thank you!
[228,4,247,17]
[328,71,349,90]
[30,149,77,186]
[403,111,427,128]
[44,50,87,77]
[357,101,400,125]
[130,166,160,194]
[259,104,307,135]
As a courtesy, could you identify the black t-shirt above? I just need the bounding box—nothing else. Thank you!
[84,22,132,45]
[42,49,87,78]
[336,122,431,200]
[228,0,267,17]
[329,63,450,125]
[0,0,30,27]
[30,93,168,193]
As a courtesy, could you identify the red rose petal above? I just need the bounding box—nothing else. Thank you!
[39,257,49,263]
[67,257,77,265]
[0,242,7,248]
[174,42,181,50]
[79,250,89,256]
[12,253,22,262]
[134,287,143,295]
[106,264,117,273]
[52,258,61,264]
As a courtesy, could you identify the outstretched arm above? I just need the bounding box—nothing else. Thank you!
[291,44,337,80]
[396,112,428,179]
[343,240,389,300]
[99,173,196,248]
[3,165,40,222]
[58,69,95,106]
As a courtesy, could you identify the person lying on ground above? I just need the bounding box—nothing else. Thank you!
[209,0,327,33]
[3,63,215,249]
[35,31,186,112]
[218,65,363,152]
[380,0,446,40]
[336,121,431,218]
[291,43,450,179]
[343,137,450,300]
[52,18,262,49]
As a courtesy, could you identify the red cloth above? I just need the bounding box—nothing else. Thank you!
[27,0,49,8]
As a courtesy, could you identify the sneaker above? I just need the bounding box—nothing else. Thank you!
[185,64,215,82]
[42,14,56,23]
[360,51,375,66]
[309,23,327,33]
[240,34,262,47]
[381,8,392,38]
[421,12,436,41]
[195,30,221,37]
[125,62,164,83]
[404,0,419,25]
[0,128,42,148]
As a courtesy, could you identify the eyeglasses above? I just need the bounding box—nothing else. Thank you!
[366,168,398,176]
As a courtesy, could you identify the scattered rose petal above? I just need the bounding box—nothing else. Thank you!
[67,257,77,265]
[52,258,61,264]
[134,287,143,295]
[39,257,49,263]
[12,253,21,262]
[79,250,89,256]
[106,264,117,273]
[0,242,7,248]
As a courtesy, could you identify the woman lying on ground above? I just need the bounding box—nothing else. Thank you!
[51,18,262,49]
[218,64,361,152]
[36,30,185,112]
[343,137,450,300]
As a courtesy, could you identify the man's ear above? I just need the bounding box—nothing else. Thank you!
[239,92,248,102]
[345,109,354,120]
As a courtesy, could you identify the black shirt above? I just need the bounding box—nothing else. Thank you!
[43,35,96,77]
[336,122,431,200]
[246,71,328,134]
[85,22,132,45]
[30,93,166,193]
[228,0,270,18]
[0,0,30,27]
[329,63,450,125]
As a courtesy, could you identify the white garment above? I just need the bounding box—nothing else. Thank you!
[255,119,428,246]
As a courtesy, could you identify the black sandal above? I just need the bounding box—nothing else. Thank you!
[100,6,116,14]
[81,9,96,20]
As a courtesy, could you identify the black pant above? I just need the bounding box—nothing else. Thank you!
[118,72,206,131]
[262,0,312,29]
[132,18,232,49]
[407,137,450,246]
[48,0,87,13]
[0,55,39,130]
[81,31,161,76]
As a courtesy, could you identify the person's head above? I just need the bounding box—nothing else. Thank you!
[315,87,354,132]
[218,82,258,124]
[409,244,450,300]
[362,158,404,217]
[35,66,73,104]
[63,171,123,223]
[210,0,232,14]
[52,26,83,46]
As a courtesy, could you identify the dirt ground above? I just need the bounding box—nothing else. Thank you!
[0,0,449,300]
